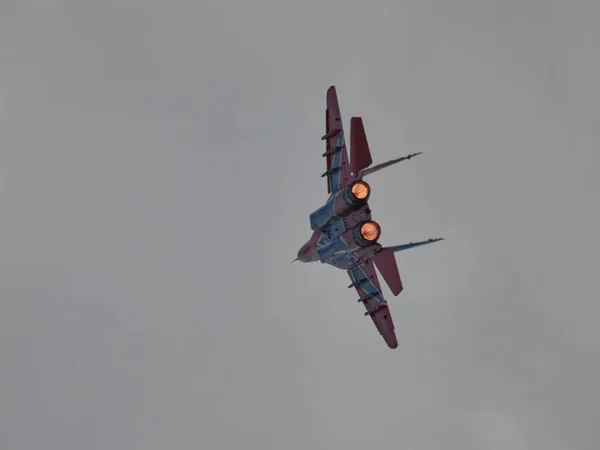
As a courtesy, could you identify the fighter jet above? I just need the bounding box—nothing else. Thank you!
[294,86,443,349]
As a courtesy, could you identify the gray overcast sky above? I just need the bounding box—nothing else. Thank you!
[1,1,599,449]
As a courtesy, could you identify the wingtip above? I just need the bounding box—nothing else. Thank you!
[383,331,398,349]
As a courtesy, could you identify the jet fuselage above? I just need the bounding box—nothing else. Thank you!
[297,180,383,270]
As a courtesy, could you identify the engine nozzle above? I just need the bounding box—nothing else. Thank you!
[353,220,381,247]
[350,180,370,201]
[360,221,380,241]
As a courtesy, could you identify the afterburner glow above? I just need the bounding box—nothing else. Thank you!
[360,221,380,241]
[351,181,370,200]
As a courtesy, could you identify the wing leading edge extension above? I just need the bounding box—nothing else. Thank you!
[347,260,398,349]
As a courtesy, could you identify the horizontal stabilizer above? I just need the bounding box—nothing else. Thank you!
[387,238,444,253]
[358,152,422,178]
[372,248,403,296]
[350,117,373,174]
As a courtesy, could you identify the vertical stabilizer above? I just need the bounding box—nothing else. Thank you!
[350,117,373,174]
[372,248,403,296]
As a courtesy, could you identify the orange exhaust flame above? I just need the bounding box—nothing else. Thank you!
[351,181,370,200]
[360,221,380,241]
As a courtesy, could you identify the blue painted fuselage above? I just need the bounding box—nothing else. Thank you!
[297,193,379,270]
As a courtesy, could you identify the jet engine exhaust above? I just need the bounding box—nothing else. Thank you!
[309,180,372,231]
[345,180,371,206]
[353,220,381,247]
[350,180,370,201]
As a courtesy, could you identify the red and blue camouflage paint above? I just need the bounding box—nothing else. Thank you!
[295,86,443,350]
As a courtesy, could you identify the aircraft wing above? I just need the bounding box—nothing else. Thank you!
[322,86,352,194]
[347,259,398,349]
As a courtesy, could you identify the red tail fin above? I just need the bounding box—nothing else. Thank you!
[372,248,403,296]
[350,117,373,174]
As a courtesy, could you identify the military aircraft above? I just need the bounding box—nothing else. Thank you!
[294,86,443,349]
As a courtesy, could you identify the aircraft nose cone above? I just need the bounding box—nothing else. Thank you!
[297,245,309,262]
[297,248,306,262]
